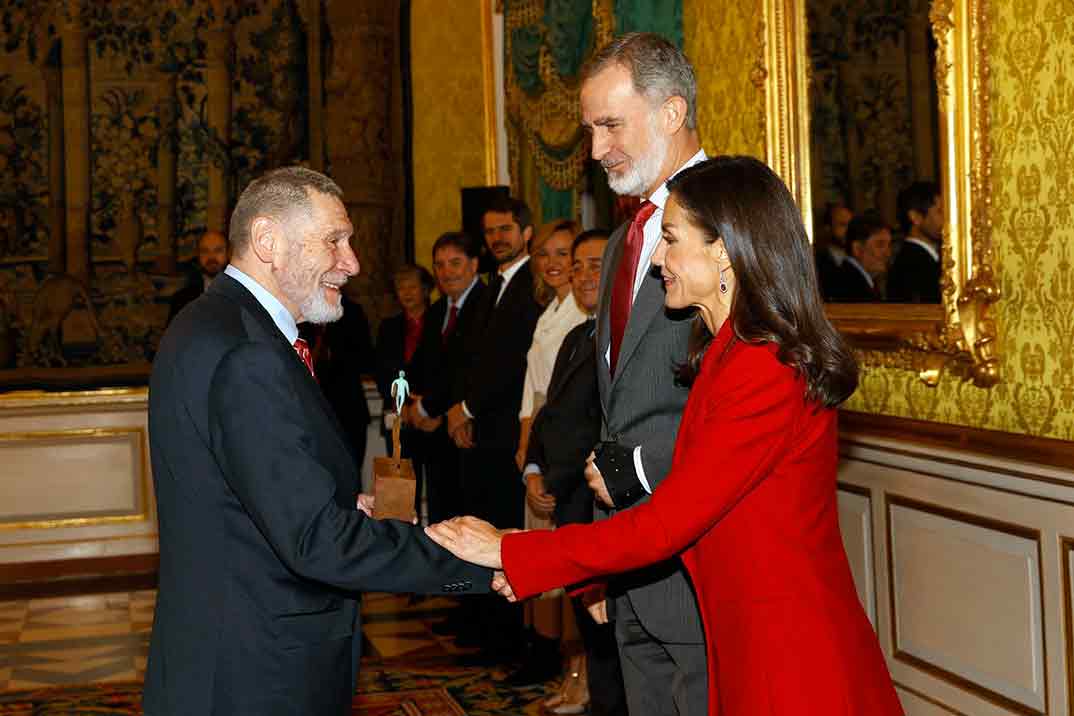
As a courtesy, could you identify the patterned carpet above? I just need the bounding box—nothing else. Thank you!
[0,591,558,714]
[0,660,555,715]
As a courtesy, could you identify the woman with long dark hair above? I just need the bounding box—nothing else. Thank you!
[427,156,903,715]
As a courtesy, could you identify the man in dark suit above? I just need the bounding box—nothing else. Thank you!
[830,213,893,302]
[409,232,485,526]
[523,230,627,716]
[888,181,943,303]
[815,203,853,301]
[145,167,490,716]
[580,33,707,715]
[166,229,228,323]
[442,196,543,661]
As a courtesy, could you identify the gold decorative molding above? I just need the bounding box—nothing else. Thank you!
[480,0,499,185]
[763,0,1001,389]
[0,386,148,410]
[0,426,151,530]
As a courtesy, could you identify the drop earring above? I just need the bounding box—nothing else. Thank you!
[719,267,728,294]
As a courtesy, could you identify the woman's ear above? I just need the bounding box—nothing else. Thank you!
[707,238,730,268]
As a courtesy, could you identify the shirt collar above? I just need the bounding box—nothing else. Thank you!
[904,236,940,263]
[647,149,708,209]
[224,264,300,344]
[498,253,531,286]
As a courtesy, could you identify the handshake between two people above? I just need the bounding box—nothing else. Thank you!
[425,517,518,602]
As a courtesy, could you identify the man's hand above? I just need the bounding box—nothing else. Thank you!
[492,570,517,602]
[425,516,515,568]
[585,451,614,508]
[525,473,556,516]
[580,583,608,624]
[356,493,375,517]
[451,420,474,449]
[446,403,468,436]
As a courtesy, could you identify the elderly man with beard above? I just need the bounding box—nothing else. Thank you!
[145,167,491,716]
[577,33,708,715]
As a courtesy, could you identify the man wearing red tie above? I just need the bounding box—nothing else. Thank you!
[581,33,708,715]
[145,167,491,716]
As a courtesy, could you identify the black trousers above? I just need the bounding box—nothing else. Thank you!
[460,443,525,653]
[574,597,628,716]
[423,427,463,524]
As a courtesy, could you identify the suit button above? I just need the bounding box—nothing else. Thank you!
[441,585,451,592]
[462,581,472,590]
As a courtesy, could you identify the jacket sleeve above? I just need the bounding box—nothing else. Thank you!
[501,350,805,599]
[209,341,491,595]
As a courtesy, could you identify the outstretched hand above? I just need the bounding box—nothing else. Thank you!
[425,516,515,569]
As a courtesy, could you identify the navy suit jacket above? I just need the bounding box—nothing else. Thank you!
[144,273,489,716]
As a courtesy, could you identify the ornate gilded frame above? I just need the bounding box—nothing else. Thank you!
[762,0,1001,387]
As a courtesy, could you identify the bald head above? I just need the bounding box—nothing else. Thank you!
[197,230,228,278]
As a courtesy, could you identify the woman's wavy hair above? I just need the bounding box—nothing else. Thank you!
[668,156,858,409]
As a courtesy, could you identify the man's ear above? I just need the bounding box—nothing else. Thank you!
[907,208,924,228]
[249,216,279,264]
[660,95,689,135]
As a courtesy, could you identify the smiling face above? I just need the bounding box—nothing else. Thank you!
[581,63,670,198]
[433,244,478,301]
[651,195,730,317]
[853,228,893,276]
[533,229,574,294]
[483,210,529,266]
[571,237,607,314]
[275,190,358,324]
[394,274,428,316]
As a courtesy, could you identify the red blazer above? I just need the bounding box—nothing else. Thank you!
[502,321,903,716]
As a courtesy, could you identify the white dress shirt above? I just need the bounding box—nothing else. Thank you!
[224,265,298,345]
[603,149,708,494]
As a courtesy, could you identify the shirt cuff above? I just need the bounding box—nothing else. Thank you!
[461,401,474,419]
[523,463,541,477]
[633,446,652,494]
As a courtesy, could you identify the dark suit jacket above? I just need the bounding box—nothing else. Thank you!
[887,239,941,303]
[829,259,879,302]
[814,245,844,302]
[418,282,488,418]
[595,219,703,645]
[166,278,204,324]
[145,273,489,716]
[459,262,542,448]
[525,319,601,526]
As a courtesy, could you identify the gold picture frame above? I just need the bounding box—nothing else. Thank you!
[762,0,1001,388]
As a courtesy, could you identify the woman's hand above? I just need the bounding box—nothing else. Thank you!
[425,516,515,569]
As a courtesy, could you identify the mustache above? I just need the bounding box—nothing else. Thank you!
[492,240,512,251]
[321,271,349,286]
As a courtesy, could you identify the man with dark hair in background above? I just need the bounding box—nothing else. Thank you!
[831,213,893,302]
[889,181,943,303]
[441,196,543,663]
[815,203,853,301]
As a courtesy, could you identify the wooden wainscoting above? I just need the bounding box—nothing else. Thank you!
[836,411,1074,716]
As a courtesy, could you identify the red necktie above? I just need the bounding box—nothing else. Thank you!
[609,201,657,375]
[293,337,316,379]
[442,303,459,343]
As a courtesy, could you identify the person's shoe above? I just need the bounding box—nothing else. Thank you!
[546,654,589,715]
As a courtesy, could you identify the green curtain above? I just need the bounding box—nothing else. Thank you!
[614,0,683,48]
[510,24,545,96]
[539,175,574,223]
[543,0,594,77]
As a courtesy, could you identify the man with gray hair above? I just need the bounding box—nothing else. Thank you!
[145,166,491,716]
[580,32,708,715]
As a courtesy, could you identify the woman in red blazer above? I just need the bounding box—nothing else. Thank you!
[428,156,903,716]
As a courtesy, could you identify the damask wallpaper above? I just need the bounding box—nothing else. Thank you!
[842,0,1074,440]
[683,0,765,159]
[409,0,493,268]
[689,0,1074,441]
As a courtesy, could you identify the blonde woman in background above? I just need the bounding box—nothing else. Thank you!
[507,219,588,690]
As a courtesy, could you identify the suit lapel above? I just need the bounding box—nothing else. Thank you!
[596,225,627,408]
[551,327,596,402]
[611,264,665,387]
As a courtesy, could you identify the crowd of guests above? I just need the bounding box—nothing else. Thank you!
[815,180,943,303]
[151,31,908,716]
